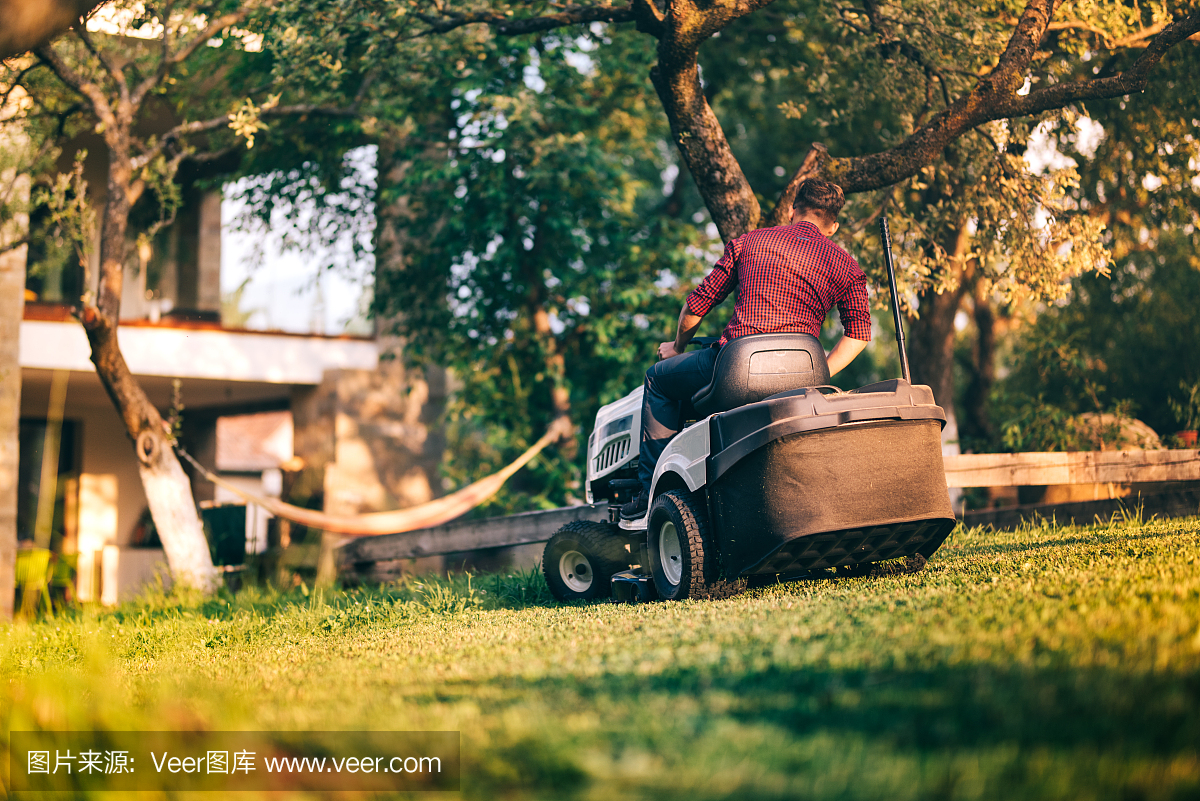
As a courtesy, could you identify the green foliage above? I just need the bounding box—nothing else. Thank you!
[704,0,1112,308]
[996,395,1086,453]
[374,31,710,512]
[995,229,1200,439]
[35,155,94,274]
[995,395,1142,453]
[6,517,1200,799]
[2,0,301,305]
[970,36,1200,449]
[0,133,90,291]
[1169,380,1200,432]
[1052,35,1200,259]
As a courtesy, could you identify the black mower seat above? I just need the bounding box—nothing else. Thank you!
[691,333,831,417]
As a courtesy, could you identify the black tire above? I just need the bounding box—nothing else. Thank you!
[648,489,717,601]
[542,521,630,602]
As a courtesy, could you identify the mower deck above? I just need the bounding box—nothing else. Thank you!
[745,516,955,575]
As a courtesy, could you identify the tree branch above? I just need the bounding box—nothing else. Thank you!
[1044,17,1169,49]
[1002,10,1200,117]
[826,7,1200,193]
[979,0,1058,97]
[131,103,361,170]
[631,0,665,37]
[0,61,45,110]
[414,3,636,38]
[764,143,828,227]
[75,23,128,103]
[131,8,250,106]
[1111,20,1171,48]
[34,42,115,128]
[0,236,30,256]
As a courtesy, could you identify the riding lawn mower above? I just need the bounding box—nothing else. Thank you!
[541,217,957,602]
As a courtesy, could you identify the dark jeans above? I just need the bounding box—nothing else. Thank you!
[638,345,719,493]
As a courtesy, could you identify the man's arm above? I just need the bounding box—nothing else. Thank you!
[829,258,871,377]
[660,237,738,360]
[658,304,704,360]
[826,336,868,377]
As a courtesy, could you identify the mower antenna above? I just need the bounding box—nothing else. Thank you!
[879,215,912,384]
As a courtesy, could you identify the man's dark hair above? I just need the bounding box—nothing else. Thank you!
[791,179,845,224]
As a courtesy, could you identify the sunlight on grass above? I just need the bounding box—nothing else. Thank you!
[3,517,1200,799]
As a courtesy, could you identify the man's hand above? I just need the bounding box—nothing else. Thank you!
[657,341,682,361]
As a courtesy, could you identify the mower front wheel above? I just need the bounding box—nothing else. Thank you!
[542,521,630,602]
[648,489,717,600]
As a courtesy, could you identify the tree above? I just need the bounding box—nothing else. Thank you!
[230,0,1196,512]
[0,1,363,591]
[987,37,1200,445]
[278,0,1198,231]
[369,30,705,512]
[274,0,1198,447]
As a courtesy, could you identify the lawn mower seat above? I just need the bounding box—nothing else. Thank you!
[691,333,831,417]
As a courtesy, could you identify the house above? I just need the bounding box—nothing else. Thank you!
[16,176,448,603]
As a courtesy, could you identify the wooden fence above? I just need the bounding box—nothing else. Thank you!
[338,449,1200,577]
[337,503,609,578]
[943,449,1200,488]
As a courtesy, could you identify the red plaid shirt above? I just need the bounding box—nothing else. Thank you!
[686,221,872,346]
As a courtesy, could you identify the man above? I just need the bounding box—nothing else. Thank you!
[621,178,871,520]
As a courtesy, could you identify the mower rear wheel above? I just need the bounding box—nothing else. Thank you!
[648,489,717,601]
[542,521,630,602]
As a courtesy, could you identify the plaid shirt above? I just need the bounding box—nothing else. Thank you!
[686,221,872,346]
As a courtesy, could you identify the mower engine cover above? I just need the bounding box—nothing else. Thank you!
[706,379,956,578]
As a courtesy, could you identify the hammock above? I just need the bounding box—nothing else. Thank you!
[177,417,573,537]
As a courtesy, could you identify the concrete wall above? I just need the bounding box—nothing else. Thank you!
[20,320,378,383]
[197,191,222,312]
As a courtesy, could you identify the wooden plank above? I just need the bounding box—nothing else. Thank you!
[337,503,610,564]
[944,450,1200,488]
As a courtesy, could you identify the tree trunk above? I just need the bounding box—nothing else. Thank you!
[908,284,967,450]
[650,55,759,241]
[905,222,971,456]
[0,239,25,621]
[82,143,219,593]
[959,281,997,450]
[644,0,767,241]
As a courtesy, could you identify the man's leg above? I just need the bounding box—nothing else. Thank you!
[623,346,718,518]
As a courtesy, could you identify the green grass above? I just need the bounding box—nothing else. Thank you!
[4,515,1200,800]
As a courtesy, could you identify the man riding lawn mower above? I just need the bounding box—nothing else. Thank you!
[542,180,956,603]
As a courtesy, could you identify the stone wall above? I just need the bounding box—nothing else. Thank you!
[291,359,448,516]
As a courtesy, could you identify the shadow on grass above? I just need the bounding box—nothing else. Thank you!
[455,660,1200,757]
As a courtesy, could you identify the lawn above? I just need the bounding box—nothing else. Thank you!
[3,515,1200,800]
